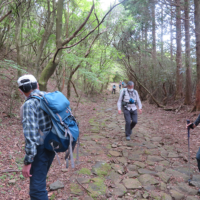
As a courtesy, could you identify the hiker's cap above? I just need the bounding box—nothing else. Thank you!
[17,74,37,87]
[127,81,134,86]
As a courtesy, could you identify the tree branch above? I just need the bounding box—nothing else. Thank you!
[53,3,94,62]
[53,0,126,62]
[62,3,95,46]
[0,10,12,23]
[70,80,79,97]
[0,0,14,10]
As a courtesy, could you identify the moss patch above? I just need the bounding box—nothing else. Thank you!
[144,150,151,155]
[78,168,91,175]
[95,163,111,176]
[70,183,83,195]
[89,118,95,123]
[90,127,100,133]
[100,122,106,127]
[88,177,106,198]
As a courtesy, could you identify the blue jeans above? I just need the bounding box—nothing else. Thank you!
[29,144,55,200]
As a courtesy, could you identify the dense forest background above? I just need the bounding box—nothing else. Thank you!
[1,0,200,111]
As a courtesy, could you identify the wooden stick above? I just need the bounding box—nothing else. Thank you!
[76,178,92,193]
[0,169,21,173]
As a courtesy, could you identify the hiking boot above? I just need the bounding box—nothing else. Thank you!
[126,136,130,141]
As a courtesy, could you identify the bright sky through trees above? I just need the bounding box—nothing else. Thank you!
[99,0,118,10]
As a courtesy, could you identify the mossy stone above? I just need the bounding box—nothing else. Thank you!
[70,183,83,195]
[94,163,111,176]
[78,168,91,175]
[88,177,106,198]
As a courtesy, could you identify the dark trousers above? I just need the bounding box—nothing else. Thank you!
[124,109,137,137]
[29,144,55,200]
[119,85,121,89]
[112,89,116,94]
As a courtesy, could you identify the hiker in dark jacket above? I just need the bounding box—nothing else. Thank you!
[18,74,55,200]
[112,84,116,94]
[117,81,142,140]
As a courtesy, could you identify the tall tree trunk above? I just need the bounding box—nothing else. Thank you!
[39,3,95,91]
[194,0,200,110]
[145,22,148,57]
[138,30,141,75]
[14,4,23,99]
[184,0,192,105]
[55,0,63,61]
[65,0,69,38]
[161,4,163,61]
[15,6,22,78]
[170,0,173,64]
[60,3,70,91]
[5,16,11,55]
[36,0,55,78]
[175,0,183,99]
[151,0,156,62]
[39,0,64,91]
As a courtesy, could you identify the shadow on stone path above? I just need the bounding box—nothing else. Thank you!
[69,94,200,200]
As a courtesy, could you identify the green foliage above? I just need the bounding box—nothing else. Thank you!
[0,59,26,73]
[19,174,24,180]
[50,193,56,200]
[0,175,7,180]
[0,0,128,99]
[113,72,123,82]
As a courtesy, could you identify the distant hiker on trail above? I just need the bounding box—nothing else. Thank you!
[122,81,124,88]
[119,81,122,89]
[18,75,55,200]
[112,84,116,94]
[117,81,142,141]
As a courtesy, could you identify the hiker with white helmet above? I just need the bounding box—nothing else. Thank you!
[18,74,55,200]
[117,81,142,140]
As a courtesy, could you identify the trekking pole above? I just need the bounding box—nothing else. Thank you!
[186,119,192,183]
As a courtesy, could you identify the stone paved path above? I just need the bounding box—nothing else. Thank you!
[69,94,200,200]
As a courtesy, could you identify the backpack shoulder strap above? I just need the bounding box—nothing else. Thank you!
[126,88,132,97]
[31,93,43,99]
[133,90,137,104]
[26,93,43,102]
[122,88,126,100]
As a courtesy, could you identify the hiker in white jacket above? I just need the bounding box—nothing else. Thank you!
[117,81,142,140]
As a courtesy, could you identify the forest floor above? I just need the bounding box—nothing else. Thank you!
[1,81,200,200]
